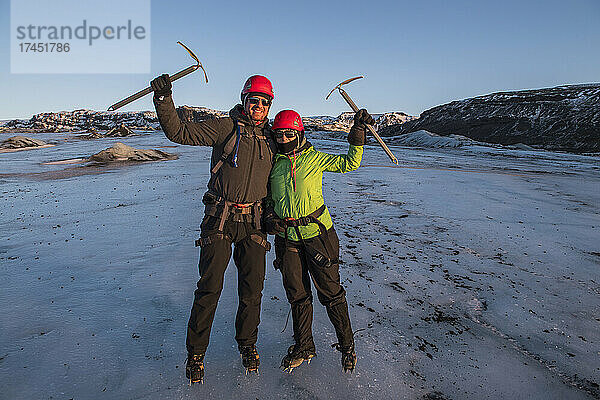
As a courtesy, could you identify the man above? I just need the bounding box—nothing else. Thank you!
[150,74,276,383]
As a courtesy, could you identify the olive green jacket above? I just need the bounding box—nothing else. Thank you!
[269,143,363,241]
[154,95,276,203]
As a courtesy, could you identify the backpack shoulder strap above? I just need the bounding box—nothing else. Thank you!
[211,121,244,174]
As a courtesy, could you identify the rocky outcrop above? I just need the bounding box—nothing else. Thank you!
[0,136,55,153]
[1,110,159,132]
[303,111,416,133]
[175,105,227,122]
[1,136,48,149]
[0,106,416,136]
[80,127,104,139]
[78,124,137,140]
[0,105,227,134]
[380,84,600,153]
[105,124,136,137]
[373,112,417,131]
[88,142,178,163]
[302,115,349,133]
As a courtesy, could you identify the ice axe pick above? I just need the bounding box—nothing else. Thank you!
[326,76,398,165]
[107,41,208,111]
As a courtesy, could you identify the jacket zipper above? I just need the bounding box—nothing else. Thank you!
[287,150,297,192]
[242,125,257,200]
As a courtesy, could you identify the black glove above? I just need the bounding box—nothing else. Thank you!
[263,212,286,235]
[150,74,172,98]
[348,109,375,146]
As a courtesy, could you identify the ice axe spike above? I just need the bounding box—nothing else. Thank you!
[107,41,208,112]
[326,76,399,165]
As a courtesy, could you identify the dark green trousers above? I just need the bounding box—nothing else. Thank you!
[186,216,268,355]
[274,227,354,349]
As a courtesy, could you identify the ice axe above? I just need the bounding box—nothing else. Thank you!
[326,76,398,165]
[107,41,208,111]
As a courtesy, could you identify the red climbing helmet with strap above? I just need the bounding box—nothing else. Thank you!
[272,110,304,132]
[241,75,274,101]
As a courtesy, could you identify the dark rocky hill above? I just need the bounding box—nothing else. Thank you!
[380,84,600,153]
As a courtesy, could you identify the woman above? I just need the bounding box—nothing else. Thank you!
[264,108,374,373]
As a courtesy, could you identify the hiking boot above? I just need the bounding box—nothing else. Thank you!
[240,345,260,374]
[338,345,357,373]
[281,342,316,373]
[186,353,205,384]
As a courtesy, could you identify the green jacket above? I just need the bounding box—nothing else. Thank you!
[269,143,363,241]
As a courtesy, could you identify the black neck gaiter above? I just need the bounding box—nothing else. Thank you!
[277,137,299,154]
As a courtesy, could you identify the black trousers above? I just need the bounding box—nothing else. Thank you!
[186,215,268,355]
[274,227,354,349]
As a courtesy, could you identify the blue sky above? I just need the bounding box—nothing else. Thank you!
[1,0,599,119]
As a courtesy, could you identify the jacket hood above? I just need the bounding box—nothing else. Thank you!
[296,138,311,153]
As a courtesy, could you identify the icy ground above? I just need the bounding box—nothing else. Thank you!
[1,132,599,400]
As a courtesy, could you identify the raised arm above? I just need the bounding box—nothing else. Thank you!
[316,145,363,173]
[317,109,373,173]
[151,74,232,146]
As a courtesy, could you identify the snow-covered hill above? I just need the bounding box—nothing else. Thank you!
[386,130,484,148]
[302,111,416,133]
[380,83,600,153]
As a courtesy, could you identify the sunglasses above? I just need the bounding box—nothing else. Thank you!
[274,129,299,138]
[246,96,272,107]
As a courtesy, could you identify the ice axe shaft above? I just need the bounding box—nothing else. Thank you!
[326,76,398,165]
[339,88,398,165]
[107,41,208,111]
[107,65,197,111]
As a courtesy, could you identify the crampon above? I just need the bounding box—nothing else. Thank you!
[240,345,260,375]
[280,343,316,373]
[186,353,205,385]
[333,343,357,373]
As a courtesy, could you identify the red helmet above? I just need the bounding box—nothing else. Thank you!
[273,110,304,132]
[241,75,274,100]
